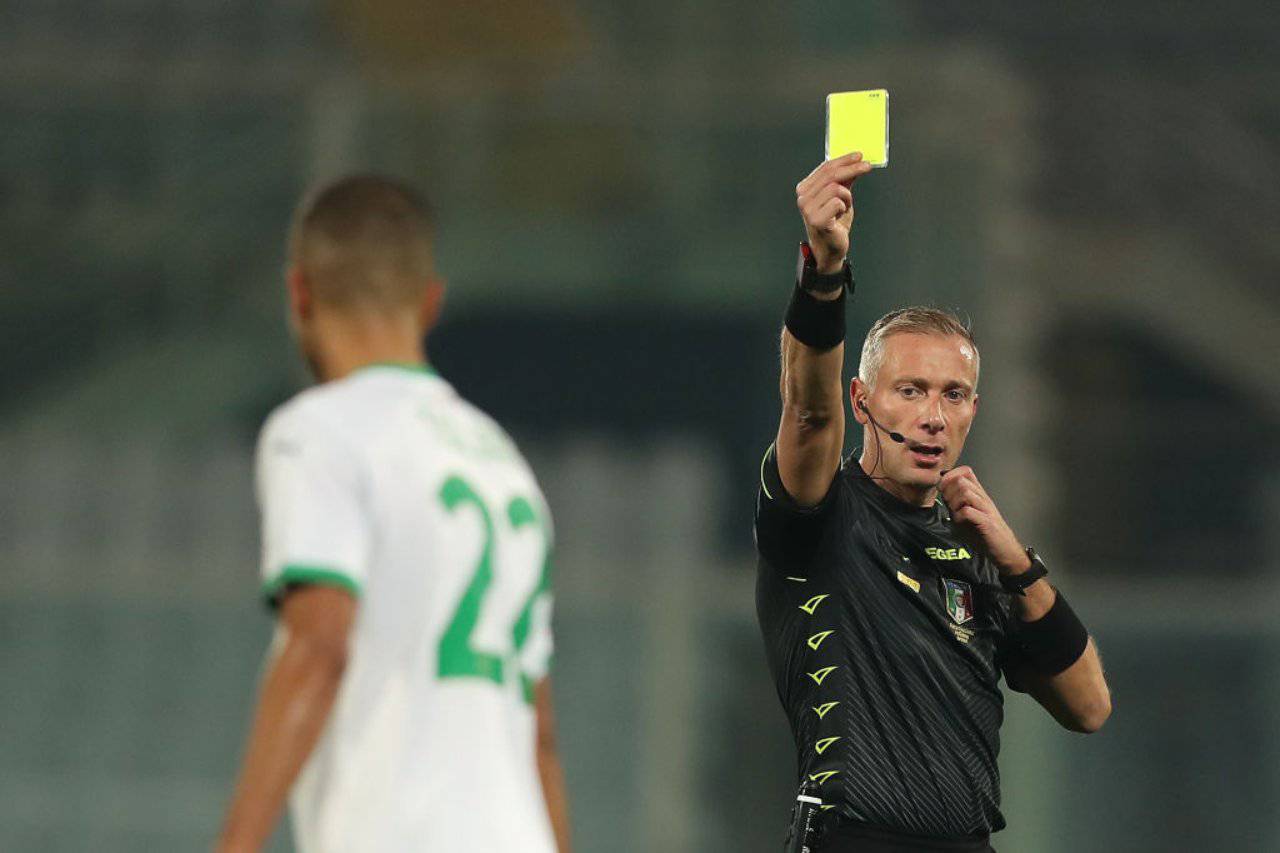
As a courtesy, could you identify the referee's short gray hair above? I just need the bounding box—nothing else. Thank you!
[857,307,980,389]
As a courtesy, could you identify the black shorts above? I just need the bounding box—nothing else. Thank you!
[814,821,995,853]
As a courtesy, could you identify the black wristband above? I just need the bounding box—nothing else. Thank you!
[784,283,846,350]
[1011,590,1089,676]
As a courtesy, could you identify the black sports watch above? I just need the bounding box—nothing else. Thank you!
[796,242,853,294]
[1000,547,1049,596]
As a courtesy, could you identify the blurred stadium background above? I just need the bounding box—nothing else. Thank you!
[2,1,1278,851]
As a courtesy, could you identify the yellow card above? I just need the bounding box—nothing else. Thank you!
[825,89,889,167]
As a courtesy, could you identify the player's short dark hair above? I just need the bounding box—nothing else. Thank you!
[858,306,980,388]
[288,174,436,309]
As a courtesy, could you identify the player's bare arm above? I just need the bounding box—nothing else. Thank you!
[217,586,357,852]
[534,678,573,853]
[776,153,874,506]
[940,466,1112,733]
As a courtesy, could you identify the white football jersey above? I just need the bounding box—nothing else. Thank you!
[256,363,556,853]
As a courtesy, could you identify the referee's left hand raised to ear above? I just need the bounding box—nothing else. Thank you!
[938,467,1029,574]
[795,153,874,274]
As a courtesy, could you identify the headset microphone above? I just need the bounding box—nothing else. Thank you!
[858,401,906,444]
[858,401,955,484]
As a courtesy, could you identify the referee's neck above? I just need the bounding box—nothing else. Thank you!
[857,452,939,508]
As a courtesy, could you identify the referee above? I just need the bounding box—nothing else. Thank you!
[756,153,1111,853]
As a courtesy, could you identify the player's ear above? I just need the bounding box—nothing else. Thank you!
[419,278,446,333]
[286,266,312,322]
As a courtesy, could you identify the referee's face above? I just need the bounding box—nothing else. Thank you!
[856,332,979,498]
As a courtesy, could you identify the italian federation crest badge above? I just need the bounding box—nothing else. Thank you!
[943,579,974,625]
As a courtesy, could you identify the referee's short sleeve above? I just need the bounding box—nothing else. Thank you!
[256,404,370,609]
[753,443,842,569]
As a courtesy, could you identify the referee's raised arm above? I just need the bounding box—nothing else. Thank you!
[776,153,874,506]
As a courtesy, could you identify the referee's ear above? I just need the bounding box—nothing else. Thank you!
[849,377,870,426]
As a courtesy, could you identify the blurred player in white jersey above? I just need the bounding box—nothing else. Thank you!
[218,176,571,853]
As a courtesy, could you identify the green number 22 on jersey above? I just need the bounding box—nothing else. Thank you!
[437,474,551,703]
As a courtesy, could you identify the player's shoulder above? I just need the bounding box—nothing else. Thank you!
[440,392,548,498]
[263,365,442,442]
[457,395,543,483]
[257,373,376,454]
[260,381,344,442]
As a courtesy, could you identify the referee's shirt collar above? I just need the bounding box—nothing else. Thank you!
[846,451,946,523]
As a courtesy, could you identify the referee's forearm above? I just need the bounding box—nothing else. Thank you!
[1026,639,1111,733]
[776,329,845,504]
[777,256,846,432]
[1011,576,1056,622]
[1015,587,1112,733]
[780,329,845,422]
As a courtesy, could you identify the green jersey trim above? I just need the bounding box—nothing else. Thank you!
[262,564,362,606]
[360,361,439,377]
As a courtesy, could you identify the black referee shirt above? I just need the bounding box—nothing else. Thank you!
[755,445,1027,840]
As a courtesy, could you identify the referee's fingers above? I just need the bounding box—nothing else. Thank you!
[957,472,996,507]
[941,467,980,497]
[810,196,849,227]
[942,480,985,512]
[943,484,975,510]
[796,154,858,194]
[796,154,870,197]
[799,181,853,214]
[952,505,988,528]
